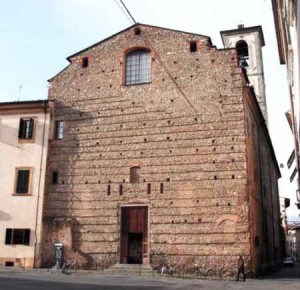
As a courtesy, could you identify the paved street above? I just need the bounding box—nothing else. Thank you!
[0,264,300,290]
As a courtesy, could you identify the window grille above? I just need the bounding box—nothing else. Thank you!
[125,50,151,85]
[55,121,64,139]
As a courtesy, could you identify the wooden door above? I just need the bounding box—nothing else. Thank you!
[120,206,148,264]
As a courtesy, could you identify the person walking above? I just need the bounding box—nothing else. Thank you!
[236,255,246,281]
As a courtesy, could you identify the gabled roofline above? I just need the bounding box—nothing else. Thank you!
[220,25,265,47]
[48,64,70,82]
[66,22,212,62]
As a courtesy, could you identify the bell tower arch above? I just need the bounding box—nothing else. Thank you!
[221,25,268,126]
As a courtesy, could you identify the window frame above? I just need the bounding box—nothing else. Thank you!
[55,120,64,140]
[5,228,30,246]
[18,117,35,142]
[13,167,33,196]
[124,48,152,86]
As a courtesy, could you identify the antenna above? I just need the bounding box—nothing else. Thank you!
[18,84,23,101]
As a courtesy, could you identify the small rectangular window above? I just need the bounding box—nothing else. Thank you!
[5,229,30,245]
[130,166,140,183]
[160,183,164,194]
[15,169,31,194]
[190,41,197,52]
[55,121,64,139]
[52,171,59,184]
[18,118,34,139]
[82,57,89,68]
[147,183,151,194]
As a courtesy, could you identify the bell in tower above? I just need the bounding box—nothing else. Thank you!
[220,25,268,127]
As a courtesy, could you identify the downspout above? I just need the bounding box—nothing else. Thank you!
[289,86,300,203]
[33,102,47,268]
[269,161,276,269]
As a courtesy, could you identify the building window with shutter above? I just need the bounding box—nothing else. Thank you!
[125,49,151,85]
[14,168,32,195]
[5,229,30,245]
[55,121,64,139]
[18,118,34,141]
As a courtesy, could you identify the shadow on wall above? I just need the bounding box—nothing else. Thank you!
[0,210,12,221]
[41,101,121,269]
[41,102,119,269]
[0,119,46,150]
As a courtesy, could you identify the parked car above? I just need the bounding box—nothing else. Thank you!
[283,257,294,266]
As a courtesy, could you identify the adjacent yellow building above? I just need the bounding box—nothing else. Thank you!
[0,100,52,268]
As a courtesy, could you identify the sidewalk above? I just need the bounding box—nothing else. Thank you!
[0,265,300,290]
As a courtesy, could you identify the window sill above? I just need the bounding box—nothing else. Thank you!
[12,193,32,196]
[5,244,30,246]
[124,81,152,86]
[18,138,35,144]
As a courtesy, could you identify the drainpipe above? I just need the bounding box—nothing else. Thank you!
[289,86,300,204]
[33,102,47,268]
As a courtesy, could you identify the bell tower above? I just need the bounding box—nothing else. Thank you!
[221,25,268,126]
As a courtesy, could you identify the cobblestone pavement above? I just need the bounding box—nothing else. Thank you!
[0,264,300,290]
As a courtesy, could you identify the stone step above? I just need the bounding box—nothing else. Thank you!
[104,264,154,277]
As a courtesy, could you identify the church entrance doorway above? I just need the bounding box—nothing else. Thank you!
[120,206,148,264]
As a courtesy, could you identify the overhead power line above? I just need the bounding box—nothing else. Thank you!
[120,0,137,24]
[140,35,198,115]
[114,0,134,25]
[115,0,199,116]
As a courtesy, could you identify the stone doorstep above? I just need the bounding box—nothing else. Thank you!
[109,263,153,269]
[104,264,154,276]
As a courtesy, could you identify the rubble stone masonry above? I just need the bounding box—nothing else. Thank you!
[42,24,281,277]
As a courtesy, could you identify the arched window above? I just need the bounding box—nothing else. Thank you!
[236,41,249,67]
[130,166,140,183]
[125,49,151,85]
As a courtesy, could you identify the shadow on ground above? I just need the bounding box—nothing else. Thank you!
[264,262,300,280]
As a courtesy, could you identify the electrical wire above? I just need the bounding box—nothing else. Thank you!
[120,0,137,24]
[114,0,134,25]
[116,0,199,116]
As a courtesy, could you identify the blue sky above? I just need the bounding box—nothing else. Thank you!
[1,0,298,219]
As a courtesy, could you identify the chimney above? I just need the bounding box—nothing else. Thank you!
[238,24,245,29]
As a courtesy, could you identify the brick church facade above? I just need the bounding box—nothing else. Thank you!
[41,23,282,277]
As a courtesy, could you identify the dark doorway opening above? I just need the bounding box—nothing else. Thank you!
[128,233,143,264]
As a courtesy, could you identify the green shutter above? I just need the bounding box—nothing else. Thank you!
[18,118,24,138]
[16,170,30,194]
